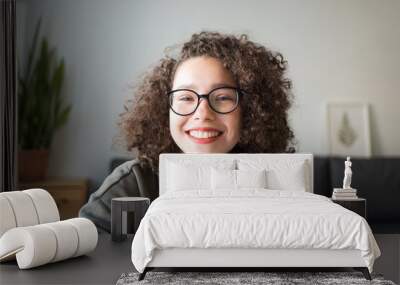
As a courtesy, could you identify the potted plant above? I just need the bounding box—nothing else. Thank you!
[18,19,71,181]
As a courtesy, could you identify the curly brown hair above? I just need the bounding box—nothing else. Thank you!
[118,31,295,172]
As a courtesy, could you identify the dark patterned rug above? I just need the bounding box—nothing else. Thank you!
[116,271,396,285]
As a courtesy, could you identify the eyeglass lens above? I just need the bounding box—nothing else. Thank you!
[169,88,238,115]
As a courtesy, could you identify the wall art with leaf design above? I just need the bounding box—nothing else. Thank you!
[327,102,371,157]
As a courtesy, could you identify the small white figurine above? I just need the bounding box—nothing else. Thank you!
[342,156,352,189]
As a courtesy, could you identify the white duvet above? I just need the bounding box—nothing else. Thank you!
[131,190,380,273]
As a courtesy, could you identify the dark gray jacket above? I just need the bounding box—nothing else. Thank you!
[79,160,158,232]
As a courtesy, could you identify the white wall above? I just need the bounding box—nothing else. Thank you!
[17,0,400,189]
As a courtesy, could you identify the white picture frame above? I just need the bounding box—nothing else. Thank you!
[327,102,371,157]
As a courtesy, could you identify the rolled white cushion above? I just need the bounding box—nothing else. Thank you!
[42,221,79,262]
[0,189,60,239]
[0,218,98,269]
[0,196,17,237]
[66,218,98,257]
[0,226,57,269]
[23,189,60,224]
[0,191,39,227]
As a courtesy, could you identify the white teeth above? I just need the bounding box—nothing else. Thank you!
[189,130,221,139]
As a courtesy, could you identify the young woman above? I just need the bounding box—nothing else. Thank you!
[80,31,295,232]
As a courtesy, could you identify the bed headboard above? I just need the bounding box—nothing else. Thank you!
[159,153,313,196]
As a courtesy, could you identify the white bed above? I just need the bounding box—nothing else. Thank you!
[131,154,380,280]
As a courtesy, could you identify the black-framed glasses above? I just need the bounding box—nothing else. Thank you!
[167,86,243,116]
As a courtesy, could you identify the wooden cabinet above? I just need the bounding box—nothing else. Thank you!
[18,178,88,220]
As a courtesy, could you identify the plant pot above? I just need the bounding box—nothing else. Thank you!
[18,149,49,182]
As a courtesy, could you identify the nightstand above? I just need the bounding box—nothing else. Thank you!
[331,198,367,219]
[18,177,89,220]
[111,197,150,242]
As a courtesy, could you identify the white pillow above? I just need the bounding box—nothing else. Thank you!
[237,169,267,188]
[266,163,306,191]
[211,168,267,190]
[167,160,235,192]
[238,159,307,191]
[211,168,236,190]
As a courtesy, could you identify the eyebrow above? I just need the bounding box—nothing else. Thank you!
[174,83,236,90]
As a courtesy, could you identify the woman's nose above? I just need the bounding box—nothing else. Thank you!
[193,98,216,120]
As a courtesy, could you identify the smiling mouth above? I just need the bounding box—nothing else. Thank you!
[185,130,223,144]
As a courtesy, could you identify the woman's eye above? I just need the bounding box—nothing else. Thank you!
[178,96,194,102]
[216,95,234,101]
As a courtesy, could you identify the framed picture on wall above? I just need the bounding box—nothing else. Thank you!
[327,102,371,157]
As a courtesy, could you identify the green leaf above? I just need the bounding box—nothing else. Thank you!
[51,59,65,99]
[25,18,42,83]
[54,105,72,131]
